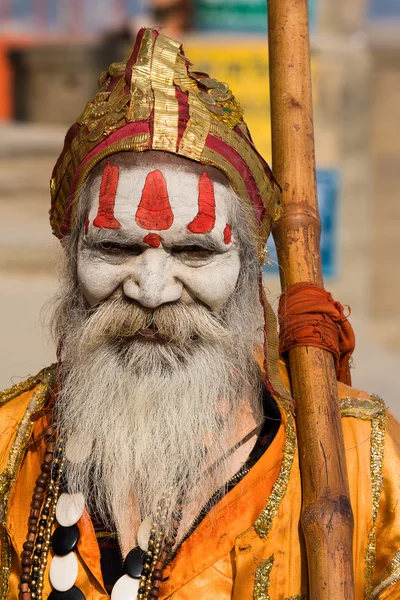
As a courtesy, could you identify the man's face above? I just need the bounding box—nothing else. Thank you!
[77,155,241,313]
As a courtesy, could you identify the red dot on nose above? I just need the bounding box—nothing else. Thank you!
[143,233,162,248]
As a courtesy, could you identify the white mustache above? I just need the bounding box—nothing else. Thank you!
[77,297,231,352]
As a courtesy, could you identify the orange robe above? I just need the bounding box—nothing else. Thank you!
[1,365,400,600]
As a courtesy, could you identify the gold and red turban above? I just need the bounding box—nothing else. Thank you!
[50,27,281,262]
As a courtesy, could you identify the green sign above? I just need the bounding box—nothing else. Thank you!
[195,0,316,33]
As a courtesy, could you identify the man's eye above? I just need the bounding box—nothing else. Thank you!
[99,242,118,251]
[94,242,141,255]
[172,246,215,259]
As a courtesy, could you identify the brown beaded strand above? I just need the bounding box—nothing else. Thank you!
[147,497,183,599]
[30,450,64,600]
[142,495,169,599]
[136,489,172,600]
[18,426,58,600]
[21,440,182,600]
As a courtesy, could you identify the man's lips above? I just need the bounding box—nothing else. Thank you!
[135,327,167,342]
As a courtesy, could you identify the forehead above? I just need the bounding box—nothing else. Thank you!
[85,153,236,245]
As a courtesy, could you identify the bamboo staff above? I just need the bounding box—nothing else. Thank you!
[267,1,355,598]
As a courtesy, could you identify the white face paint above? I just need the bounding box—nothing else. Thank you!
[77,159,241,313]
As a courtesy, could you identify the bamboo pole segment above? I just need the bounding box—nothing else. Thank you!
[267,1,355,598]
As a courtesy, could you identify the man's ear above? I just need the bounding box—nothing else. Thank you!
[60,237,69,253]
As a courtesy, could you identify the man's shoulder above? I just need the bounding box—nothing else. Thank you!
[0,365,56,472]
[278,358,388,423]
[0,364,56,413]
[338,381,387,422]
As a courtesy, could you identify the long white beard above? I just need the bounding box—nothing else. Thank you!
[55,282,262,542]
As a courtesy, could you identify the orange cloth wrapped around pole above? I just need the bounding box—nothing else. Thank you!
[278,282,356,386]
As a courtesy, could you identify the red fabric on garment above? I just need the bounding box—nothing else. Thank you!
[175,86,190,149]
[205,134,265,224]
[278,282,355,385]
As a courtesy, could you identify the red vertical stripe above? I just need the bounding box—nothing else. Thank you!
[135,170,174,230]
[93,162,121,229]
[187,173,216,234]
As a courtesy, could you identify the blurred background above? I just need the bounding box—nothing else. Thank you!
[0,0,399,413]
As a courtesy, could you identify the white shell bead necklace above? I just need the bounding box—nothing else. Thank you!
[48,485,173,600]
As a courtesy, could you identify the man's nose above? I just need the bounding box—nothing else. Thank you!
[122,250,183,308]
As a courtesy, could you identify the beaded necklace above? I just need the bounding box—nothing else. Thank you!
[19,429,181,600]
[19,416,264,600]
[19,424,61,600]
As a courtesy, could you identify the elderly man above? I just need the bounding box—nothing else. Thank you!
[1,28,400,600]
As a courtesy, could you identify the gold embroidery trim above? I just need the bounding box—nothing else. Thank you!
[178,90,211,162]
[201,145,251,201]
[0,365,53,407]
[174,57,198,93]
[0,528,11,600]
[77,77,129,145]
[284,596,308,600]
[209,120,276,219]
[254,407,296,538]
[340,396,386,420]
[371,549,400,599]
[261,287,293,408]
[200,145,253,221]
[0,366,55,600]
[127,28,154,122]
[151,34,180,153]
[253,555,274,600]
[205,120,279,257]
[364,395,387,600]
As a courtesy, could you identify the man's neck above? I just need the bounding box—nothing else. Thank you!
[116,394,262,556]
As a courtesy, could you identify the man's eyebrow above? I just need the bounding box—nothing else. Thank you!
[84,228,136,245]
[84,229,229,251]
[169,233,225,251]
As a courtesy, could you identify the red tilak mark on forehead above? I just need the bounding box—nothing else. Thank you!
[223,224,232,245]
[143,233,162,248]
[135,170,174,230]
[187,172,216,234]
[93,162,121,229]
